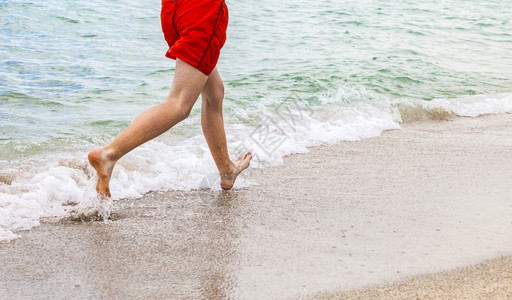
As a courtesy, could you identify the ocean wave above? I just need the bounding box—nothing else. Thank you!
[395,93,512,121]
[1,89,512,241]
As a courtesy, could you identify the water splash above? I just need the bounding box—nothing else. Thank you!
[67,187,113,222]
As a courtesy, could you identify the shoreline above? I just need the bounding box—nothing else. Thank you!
[312,255,512,299]
[1,113,512,299]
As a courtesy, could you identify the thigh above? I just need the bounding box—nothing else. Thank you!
[168,58,209,107]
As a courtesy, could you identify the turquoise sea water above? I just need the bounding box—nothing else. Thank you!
[1,0,512,157]
[1,0,512,239]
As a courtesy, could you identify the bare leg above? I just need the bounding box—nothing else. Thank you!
[88,59,208,197]
[201,68,252,190]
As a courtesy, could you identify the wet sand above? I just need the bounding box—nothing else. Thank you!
[1,113,512,299]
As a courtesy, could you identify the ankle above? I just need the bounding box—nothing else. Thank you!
[102,145,121,162]
[219,162,236,176]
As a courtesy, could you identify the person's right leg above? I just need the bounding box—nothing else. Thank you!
[88,59,208,197]
[200,68,252,190]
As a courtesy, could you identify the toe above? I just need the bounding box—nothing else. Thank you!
[237,152,252,162]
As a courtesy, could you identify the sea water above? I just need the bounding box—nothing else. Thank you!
[1,0,511,240]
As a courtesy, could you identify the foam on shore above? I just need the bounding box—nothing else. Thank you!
[1,90,512,240]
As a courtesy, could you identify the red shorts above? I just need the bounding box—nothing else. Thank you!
[161,0,228,76]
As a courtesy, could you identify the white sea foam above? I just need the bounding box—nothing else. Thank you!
[425,93,512,117]
[1,90,512,240]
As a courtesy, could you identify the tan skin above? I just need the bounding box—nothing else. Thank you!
[88,58,252,197]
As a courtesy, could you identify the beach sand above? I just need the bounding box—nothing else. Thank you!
[313,255,512,299]
[1,113,511,299]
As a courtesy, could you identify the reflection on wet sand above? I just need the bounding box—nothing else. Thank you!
[0,190,245,299]
[86,191,245,299]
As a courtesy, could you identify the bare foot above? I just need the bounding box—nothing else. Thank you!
[88,147,117,198]
[220,152,252,190]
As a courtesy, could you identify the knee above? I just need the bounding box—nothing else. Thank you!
[204,86,224,109]
[176,102,194,121]
[216,84,225,101]
[216,84,225,102]
[167,97,194,121]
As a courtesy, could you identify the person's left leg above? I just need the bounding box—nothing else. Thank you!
[200,68,252,190]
